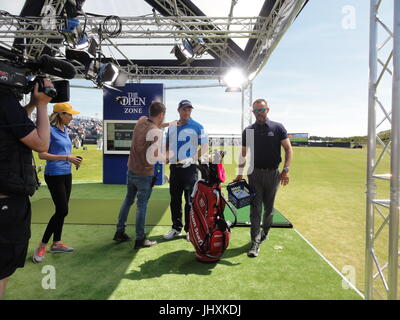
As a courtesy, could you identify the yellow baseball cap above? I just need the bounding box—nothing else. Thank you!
[53,102,80,115]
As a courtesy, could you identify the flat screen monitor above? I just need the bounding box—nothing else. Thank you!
[104,120,137,154]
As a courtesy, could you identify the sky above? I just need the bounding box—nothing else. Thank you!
[0,0,395,137]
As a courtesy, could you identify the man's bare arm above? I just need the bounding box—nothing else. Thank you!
[20,81,52,152]
[233,146,247,181]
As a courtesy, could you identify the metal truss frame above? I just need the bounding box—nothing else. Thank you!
[0,0,307,80]
[241,81,253,132]
[365,0,399,300]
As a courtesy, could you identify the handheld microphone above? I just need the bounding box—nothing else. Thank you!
[29,54,77,79]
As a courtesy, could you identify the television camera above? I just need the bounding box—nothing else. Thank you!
[0,46,76,102]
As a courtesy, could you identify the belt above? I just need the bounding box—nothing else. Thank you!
[254,167,278,171]
[170,164,195,169]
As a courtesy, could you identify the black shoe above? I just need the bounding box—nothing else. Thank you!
[134,238,157,249]
[247,242,260,258]
[113,230,132,242]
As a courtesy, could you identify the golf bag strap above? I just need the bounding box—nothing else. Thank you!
[221,193,238,228]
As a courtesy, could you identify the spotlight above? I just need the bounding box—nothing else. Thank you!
[66,48,93,68]
[190,38,206,55]
[87,37,98,56]
[225,87,242,93]
[171,38,206,65]
[223,68,247,92]
[64,19,80,33]
[61,19,82,47]
[65,37,98,75]
[171,39,194,65]
[97,63,128,87]
[112,70,128,87]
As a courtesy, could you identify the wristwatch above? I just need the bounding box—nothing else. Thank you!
[283,167,289,173]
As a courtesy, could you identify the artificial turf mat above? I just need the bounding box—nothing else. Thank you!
[5,224,362,300]
[31,198,291,227]
[30,183,292,227]
[223,203,292,228]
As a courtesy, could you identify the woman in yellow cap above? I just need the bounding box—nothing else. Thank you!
[33,103,83,263]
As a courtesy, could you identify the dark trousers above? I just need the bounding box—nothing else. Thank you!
[169,165,197,233]
[248,168,280,244]
[42,174,72,244]
[0,195,31,279]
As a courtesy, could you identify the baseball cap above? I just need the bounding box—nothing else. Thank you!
[178,99,194,109]
[53,102,80,114]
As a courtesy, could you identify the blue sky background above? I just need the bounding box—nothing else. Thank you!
[1,0,394,137]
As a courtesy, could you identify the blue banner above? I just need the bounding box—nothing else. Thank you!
[103,83,164,120]
[103,83,165,184]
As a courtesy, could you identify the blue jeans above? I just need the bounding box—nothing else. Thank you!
[116,170,154,240]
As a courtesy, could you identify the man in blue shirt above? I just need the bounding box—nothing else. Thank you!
[164,100,208,241]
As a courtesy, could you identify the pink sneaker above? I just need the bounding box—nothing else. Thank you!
[33,247,46,263]
[50,242,74,253]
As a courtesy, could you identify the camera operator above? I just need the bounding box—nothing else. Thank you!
[0,79,53,300]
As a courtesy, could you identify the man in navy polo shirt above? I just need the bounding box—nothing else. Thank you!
[164,99,208,241]
[234,98,293,258]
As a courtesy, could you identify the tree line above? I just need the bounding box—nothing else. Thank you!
[309,130,390,145]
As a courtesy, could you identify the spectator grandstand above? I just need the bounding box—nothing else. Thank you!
[68,117,103,147]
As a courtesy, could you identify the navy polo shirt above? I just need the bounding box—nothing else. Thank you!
[242,119,288,169]
[44,126,72,176]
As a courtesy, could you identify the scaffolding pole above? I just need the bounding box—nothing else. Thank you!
[388,0,400,301]
[365,0,378,300]
[365,0,399,300]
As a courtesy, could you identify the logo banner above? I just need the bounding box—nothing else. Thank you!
[103,83,164,120]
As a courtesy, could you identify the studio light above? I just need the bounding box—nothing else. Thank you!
[64,18,80,33]
[190,38,206,55]
[112,69,128,87]
[66,48,93,69]
[65,37,98,76]
[172,39,194,65]
[171,38,206,65]
[225,87,242,93]
[223,68,247,92]
[97,63,128,87]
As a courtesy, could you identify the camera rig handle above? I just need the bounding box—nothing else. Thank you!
[36,76,57,99]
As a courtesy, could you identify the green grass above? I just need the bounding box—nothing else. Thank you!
[34,145,103,183]
[6,224,361,300]
[275,146,391,295]
[10,144,390,299]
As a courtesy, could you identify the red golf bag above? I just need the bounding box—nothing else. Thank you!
[188,152,237,262]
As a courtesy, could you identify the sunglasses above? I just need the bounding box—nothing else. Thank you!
[253,108,267,113]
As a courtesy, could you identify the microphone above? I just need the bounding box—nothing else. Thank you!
[29,54,77,79]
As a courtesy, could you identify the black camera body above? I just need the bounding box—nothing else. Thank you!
[0,47,75,102]
[0,61,71,103]
[0,61,27,90]
[29,78,70,103]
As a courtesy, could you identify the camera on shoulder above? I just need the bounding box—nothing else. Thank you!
[0,46,76,102]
